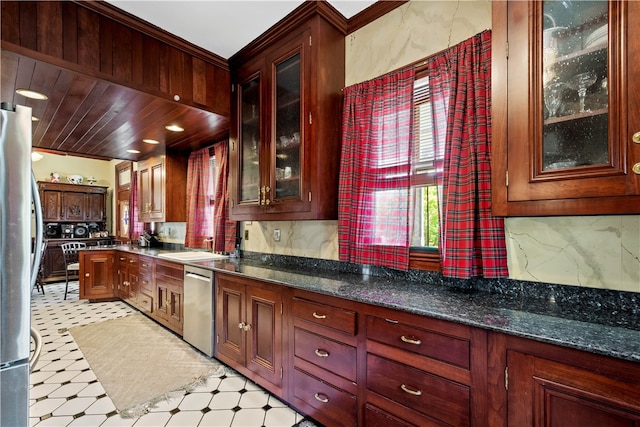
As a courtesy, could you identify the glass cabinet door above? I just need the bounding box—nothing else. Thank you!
[239,76,260,204]
[272,52,301,202]
[541,0,609,172]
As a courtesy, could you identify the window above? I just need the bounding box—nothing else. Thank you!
[410,75,441,270]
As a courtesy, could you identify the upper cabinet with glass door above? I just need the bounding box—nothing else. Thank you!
[229,3,345,221]
[492,0,640,215]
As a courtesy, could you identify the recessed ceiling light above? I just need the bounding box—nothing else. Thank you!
[127,149,140,154]
[32,116,40,122]
[16,88,48,100]
[143,139,160,144]
[31,152,43,162]
[165,124,184,132]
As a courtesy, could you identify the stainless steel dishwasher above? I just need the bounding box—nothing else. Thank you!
[183,266,214,357]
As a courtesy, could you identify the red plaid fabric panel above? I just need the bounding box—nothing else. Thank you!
[130,171,144,239]
[185,147,213,248]
[429,30,508,278]
[338,67,415,271]
[212,141,237,253]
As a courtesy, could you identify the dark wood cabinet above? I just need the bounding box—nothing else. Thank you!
[154,259,184,335]
[137,153,187,223]
[492,0,640,215]
[488,332,640,427]
[63,191,87,221]
[136,256,154,314]
[79,250,116,300]
[38,182,108,223]
[215,273,284,395]
[290,293,358,427]
[229,2,345,221]
[86,192,106,221]
[0,1,229,117]
[117,253,138,305]
[42,240,68,282]
[364,308,487,427]
[42,238,112,284]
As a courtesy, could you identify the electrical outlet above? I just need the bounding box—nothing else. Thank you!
[273,229,281,242]
[244,229,249,240]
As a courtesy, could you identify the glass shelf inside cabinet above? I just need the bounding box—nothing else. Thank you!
[240,77,260,202]
[274,52,301,200]
[541,0,609,172]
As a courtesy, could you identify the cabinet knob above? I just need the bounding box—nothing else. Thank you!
[85,273,90,277]
[243,323,252,332]
[633,131,640,143]
[238,322,246,330]
[633,163,640,175]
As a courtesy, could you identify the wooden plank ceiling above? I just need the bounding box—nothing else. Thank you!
[1,49,229,161]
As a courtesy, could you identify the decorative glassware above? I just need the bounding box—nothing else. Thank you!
[567,71,597,113]
[544,80,566,118]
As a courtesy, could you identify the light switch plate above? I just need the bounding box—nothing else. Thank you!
[273,229,281,242]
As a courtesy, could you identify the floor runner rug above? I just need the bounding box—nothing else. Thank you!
[68,313,224,417]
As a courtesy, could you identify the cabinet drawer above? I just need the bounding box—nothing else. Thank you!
[139,275,153,294]
[367,353,470,426]
[364,403,417,427]
[293,368,357,426]
[139,256,153,273]
[137,292,153,314]
[366,315,470,369]
[155,260,183,284]
[292,297,356,335]
[294,327,357,382]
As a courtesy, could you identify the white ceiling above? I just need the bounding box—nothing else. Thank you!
[105,1,376,59]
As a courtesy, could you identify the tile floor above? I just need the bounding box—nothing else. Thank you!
[29,283,316,427]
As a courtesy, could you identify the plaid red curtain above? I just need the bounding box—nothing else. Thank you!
[185,147,213,248]
[429,30,508,278]
[338,67,415,271]
[213,141,236,253]
[129,171,144,240]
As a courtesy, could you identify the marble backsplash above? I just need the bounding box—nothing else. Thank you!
[505,216,640,293]
[241,216,640,294]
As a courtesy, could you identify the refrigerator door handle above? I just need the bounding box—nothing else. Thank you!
[29,327,42,370]
[30,171,43,291]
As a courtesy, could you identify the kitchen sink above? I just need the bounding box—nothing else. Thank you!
[157,251,229,262]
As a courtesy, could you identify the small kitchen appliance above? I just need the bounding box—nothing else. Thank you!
[61,224,75,238]
[45,223,61,238]
[74,223,88,238]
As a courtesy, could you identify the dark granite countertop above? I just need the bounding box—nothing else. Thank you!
[108,245,640,364]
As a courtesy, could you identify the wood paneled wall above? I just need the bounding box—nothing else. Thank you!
[1,0,229,117]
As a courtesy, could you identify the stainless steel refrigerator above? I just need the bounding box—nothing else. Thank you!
[1,103,44,425]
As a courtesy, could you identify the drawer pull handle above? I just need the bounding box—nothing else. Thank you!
[314,393,329,403]
[401,335,422,345]
[385,318,399,324]
[312,312,327,319]
[401,384,422,396]
[314,349,329,358]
